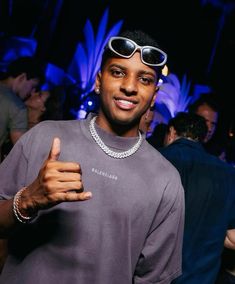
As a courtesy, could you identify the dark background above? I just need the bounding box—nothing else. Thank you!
[0,0,235,150]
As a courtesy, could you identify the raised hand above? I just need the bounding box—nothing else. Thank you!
[20,137,92,215]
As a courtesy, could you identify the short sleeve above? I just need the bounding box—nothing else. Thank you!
[9,102,28,131]
[133,177,185,284]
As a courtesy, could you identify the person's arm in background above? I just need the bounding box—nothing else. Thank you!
[225,229,235,250]
[10,130,27,144]
[1,128,27,162]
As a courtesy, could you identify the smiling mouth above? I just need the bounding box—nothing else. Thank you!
[115,98,137,110]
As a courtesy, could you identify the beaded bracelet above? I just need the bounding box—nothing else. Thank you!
[13,187,37,224]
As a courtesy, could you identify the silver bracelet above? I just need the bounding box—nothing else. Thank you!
[13,187,36,224]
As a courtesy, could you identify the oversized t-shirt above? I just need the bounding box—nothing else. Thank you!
[0,114,184,284]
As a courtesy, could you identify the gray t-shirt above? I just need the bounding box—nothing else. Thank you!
[0,83,27,147]
[0,114,184,284]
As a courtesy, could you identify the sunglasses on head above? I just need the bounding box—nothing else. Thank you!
[108,36,167,67]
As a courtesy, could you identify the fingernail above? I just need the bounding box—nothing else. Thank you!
[85,192,92,199]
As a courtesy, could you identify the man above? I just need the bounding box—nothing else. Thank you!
[160,112,235,284]
[188,93,219,143]
[0,30,184,283]
[0,56,44,161]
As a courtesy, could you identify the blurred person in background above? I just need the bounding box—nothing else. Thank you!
[147,122,168,150]
[160,112,235,284]
[189,93,235,283]
[188,93,221,154]
[0,56,44,161]
[25,86,66,128]
[40,86,66,121]
[25,89,50,128]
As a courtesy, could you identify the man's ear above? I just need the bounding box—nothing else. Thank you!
[164,126,178,146]
[95,71,101,90]
[95,71,102,87]
[168,126,177,143]
[150,94,156,109]
[17,73,27,82]
[152,86,159,102]
[150,87,159,108]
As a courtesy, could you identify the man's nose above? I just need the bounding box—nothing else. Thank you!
[121,76,138,94]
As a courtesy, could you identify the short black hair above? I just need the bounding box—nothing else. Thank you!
[168,112,208,142]
[147,123,168,149]
[100,29,165,76]
[6,56,45,85]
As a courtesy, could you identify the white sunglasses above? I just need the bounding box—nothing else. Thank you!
[108,36,167,67]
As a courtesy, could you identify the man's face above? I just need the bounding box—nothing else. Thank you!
[17,77,40,101]
[95,52,158,135]
[196,103,218,142]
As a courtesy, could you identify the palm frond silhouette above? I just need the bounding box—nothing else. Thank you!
[67,8,123,100]
[155,73,192,123]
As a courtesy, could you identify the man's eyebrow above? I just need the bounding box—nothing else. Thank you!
[108,63,125,69]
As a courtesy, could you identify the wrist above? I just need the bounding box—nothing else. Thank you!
[13,187,38,224]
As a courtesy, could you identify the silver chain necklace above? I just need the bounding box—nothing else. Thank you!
[89,116,143,159]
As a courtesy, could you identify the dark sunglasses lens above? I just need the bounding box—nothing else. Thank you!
[142,48,165,65]
[111,39,135,57]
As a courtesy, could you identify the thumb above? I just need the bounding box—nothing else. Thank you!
[48,137,61,161]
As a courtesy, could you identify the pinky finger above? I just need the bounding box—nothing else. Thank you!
[64,191,92,201]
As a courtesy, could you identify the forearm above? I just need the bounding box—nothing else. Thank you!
[10,130,26,144]
[225,229,235,250]
[0,186,40,237]
[0,198,18,237]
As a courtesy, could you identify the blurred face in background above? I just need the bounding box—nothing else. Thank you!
[195,103,218,142]
[25,90,50,112]
[25,90,50,128]
[13,73,40,101]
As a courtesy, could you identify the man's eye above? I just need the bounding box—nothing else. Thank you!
[140,77,154,85]
[111,69,124,77]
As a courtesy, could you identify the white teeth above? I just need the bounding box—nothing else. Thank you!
[118,99,134,106]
